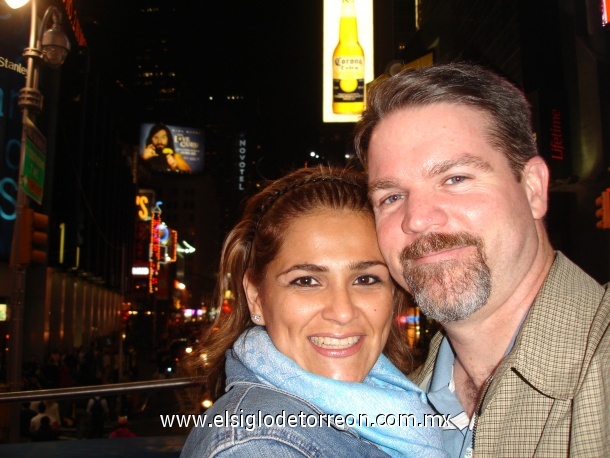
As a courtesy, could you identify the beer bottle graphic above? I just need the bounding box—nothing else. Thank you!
[332,0,364,115]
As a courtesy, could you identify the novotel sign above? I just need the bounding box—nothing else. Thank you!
[237,135,246,191]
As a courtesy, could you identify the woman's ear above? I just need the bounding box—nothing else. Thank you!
[243,272,265,325]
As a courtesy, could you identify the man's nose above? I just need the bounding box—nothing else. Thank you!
[400,192,448,235]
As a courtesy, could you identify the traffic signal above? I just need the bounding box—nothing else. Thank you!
[595,188,610,229]
[12,208,48,266]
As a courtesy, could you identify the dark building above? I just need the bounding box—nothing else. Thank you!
[0,1,137,366]
[372,0,610,282]
[78,0,267,324]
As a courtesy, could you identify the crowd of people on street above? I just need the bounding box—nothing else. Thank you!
[13,337,144,442]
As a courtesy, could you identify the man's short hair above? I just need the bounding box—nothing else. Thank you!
[353,62,539,181]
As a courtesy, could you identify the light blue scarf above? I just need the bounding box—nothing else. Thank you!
[232,327,447,458]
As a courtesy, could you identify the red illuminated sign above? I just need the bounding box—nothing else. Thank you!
[169,230,178,263]
[60,0,87,46]
[549,108,565,160]
[149,205,162,293]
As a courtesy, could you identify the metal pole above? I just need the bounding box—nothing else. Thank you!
[0,377,202,404]
[7,0,40,443]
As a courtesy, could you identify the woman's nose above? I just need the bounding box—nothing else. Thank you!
[321,286,357,325]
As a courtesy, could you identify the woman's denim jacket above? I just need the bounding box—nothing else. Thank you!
[180,353,389,457]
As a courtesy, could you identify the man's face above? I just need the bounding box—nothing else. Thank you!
[151,130,169,149]
[367,103,546,322]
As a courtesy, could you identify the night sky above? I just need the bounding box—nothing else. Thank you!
[79,0,327,174]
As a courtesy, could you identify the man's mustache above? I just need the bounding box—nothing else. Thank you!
[400,232,484,261]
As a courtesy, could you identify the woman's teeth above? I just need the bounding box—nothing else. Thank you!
[309,336,361,349]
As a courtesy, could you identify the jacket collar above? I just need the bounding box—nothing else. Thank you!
[500,252,605,400]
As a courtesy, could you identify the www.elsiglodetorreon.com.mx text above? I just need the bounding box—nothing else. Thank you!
[160,410,452,431]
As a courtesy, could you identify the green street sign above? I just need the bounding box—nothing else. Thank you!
[21,117,46,205]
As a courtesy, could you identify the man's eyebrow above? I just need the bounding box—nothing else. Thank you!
[368,178,401,198]
[426,155,493,177]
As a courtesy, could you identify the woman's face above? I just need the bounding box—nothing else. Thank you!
[244,209,394,382]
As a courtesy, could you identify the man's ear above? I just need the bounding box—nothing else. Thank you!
[523,156,549,220]
[243,272,265,325]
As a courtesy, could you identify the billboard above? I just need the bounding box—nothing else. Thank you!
[138,123,204,174]
[323,0,374,123]
[0,5,29,262]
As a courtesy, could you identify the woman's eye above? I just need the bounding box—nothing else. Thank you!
[382,194,403,205]
[354,275,380,286]
[290,276,319,287]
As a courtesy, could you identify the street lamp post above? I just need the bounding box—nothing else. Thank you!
[5,0,70,442]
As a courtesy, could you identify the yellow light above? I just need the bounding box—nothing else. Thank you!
[5,0,30,9]
[202,399,213,409]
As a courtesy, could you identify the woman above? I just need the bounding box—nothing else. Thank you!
[181,167,445,457]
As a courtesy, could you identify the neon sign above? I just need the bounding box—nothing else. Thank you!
[148,203,162,293]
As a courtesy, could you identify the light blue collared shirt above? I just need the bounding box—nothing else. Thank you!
[426,338,474,458]
[424,313,527,458]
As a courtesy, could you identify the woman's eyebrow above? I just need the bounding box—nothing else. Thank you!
[279,264,328,276]
[349,260,387,271]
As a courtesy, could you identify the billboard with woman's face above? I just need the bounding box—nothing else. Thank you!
[139,123,204,174]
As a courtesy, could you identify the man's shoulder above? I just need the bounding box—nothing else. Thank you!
[545,252,605,297]
[534,252,609,325]
[500,252,610,398]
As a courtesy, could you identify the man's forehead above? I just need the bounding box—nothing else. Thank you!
[367,107,510,184]
[368,105,498,162]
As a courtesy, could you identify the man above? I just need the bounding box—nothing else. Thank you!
[29,401,60,441]
[140,123,191,172]
[354,63,610,456]
[86,395,109,438]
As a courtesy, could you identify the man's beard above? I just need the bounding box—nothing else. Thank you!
[399,232,491,322]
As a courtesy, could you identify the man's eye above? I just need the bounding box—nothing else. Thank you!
[382,194,403,205]
[354,275,380,286]
[290,277,319,287]
[444,176,468,185]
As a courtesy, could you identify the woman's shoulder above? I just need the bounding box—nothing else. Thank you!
[180,382,389,458]
[222,381,322,416]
